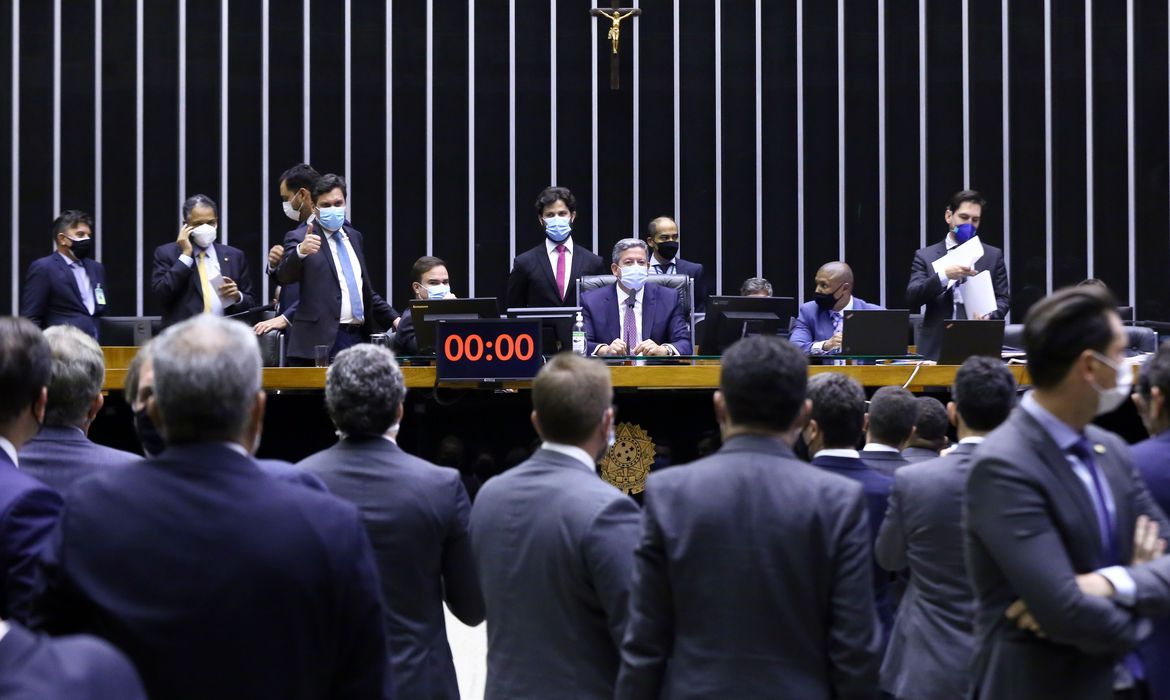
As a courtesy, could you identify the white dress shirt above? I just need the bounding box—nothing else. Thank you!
[936,232,969,310]
[298,226,366,324]
[811,296,855,355]
[541,441,597,472]
[862,443,900,453]
[178,243,243,313]
[814,448,861,459]
[0,436,17,467]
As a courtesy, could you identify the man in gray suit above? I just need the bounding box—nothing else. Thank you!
[875,356,1017,700]
[616,336,881,699]
[470,352,640,699]
[300,344,483,699]
[20,325,139,491]
[861,386,918,475]
[966,285,1170,700]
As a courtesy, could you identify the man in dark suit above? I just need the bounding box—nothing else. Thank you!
[805,371,896,643]
[470,352,640,699]
[300,343,483,698]
[20,210,107,340]
[275,173,399,365]
[391,255,457,356]
[1130,344,1170,700]
[616,336,881,698]
[254,163,319,337]
[19,326,139,492]
[905,189,1010,360]
[966,285,1170,700]
[861,386,918,474]
[151,194,256,328]
[0,318,65,625]
[875,356,1017,700]
[0,618,147,699]
[583,239,692,356]
[504,186,607,310]
[644,216,707,312]
[790,261,885,354]
[33,315,389,700]
[901,396,949,463]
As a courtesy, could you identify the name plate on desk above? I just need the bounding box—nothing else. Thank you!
[436,319,544,382]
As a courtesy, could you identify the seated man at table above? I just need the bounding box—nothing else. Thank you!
[583,238,692,357]
[392,255,457,356]
[740,277,773,297]
[790,261,884,355]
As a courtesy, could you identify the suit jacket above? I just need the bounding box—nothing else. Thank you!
[151,242,256,328]
[0,451,63,625]
[275,221,399,360]
[905,239,1010,360]
[1129,432,1170,700]
[874,443,979,700]
[470,448,641,700]
[965,407,1170,700]
[652,256,707,312]
[0,620,147,700]
[20,253,107,339]
[581,283,693,355]
[812,454,896,643]
[789,297,886,353]
[18,426,140,494]
[390,308,419,355]
[615,436,881,700]
[861,448,910,476]
[255,458,328,492]
[503,239,607,310]
[901,446,942,464]
[33,443,389,700]
[302,438,483,700]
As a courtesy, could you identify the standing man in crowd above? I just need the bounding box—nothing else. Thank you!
[505,186,607,310]
[644,216,706,312]
[254,163,319,337]
[861,386,918,474]
[906,189,1010,360]
[902,396,949,463]
[20,210,106,339]
[152,194,256,328]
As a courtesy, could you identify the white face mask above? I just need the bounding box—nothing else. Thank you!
[425,284,451,300]
[282,198,300,222]
[1089,351,1133,416]
[190,223,217,249]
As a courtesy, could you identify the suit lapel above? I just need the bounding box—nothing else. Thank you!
[601,285,620,341]
[641,285,655,339]
[1095,436,1136,563]
[53,254,87,309]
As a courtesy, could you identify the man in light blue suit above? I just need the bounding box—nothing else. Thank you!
[20,326,140,493]
[790,261,884,354]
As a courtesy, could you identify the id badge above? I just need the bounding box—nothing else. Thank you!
[94,285,107,306]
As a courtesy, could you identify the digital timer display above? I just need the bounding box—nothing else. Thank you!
[436,319,545,381]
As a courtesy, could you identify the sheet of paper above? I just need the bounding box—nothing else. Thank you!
[962,271,998,320]
[932,236,985,275]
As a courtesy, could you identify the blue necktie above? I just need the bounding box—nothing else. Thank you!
[331,231,365,323]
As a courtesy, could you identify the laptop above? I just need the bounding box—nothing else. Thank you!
[936,319,1006,365]
[839,309,910,356]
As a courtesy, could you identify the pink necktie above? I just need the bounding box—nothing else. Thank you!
[555,244,567,300]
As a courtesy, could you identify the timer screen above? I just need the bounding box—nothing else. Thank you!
[435,319,545,381]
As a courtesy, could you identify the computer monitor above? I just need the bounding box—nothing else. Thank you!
[410,297,500,354]
[840,309,910,356]
[98,316,161,346]
[936,319,1006,365]
[505,307,582,354]
[700,296,797,355]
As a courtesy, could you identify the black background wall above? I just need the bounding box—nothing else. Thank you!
[3,0,1169,322]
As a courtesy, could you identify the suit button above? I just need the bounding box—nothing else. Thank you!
[336,294,342,300]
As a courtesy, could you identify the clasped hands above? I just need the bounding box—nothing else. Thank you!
[596,338,671,357]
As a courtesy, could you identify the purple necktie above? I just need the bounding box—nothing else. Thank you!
[555,244,567,300]
[623,295,638,349]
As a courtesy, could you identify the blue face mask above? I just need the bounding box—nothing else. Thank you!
[953,223,977,244]
[544,216,572,242]
[319,206,346,232]
[619,264,650,292]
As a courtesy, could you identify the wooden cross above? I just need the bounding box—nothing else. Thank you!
[590,2,641,90]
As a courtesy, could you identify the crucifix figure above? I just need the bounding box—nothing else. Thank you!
[590,3,641,90]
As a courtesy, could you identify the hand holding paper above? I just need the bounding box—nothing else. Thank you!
[962,271,999,320]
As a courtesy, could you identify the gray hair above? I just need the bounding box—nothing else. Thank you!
[740,277,773,296]
[151,316,261,443]
[325,344,405,437]
[43,325,105,428]
[611,238,649,264]
[181,193,218,222]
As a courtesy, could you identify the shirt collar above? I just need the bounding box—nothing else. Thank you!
[862,443,900,453]
[215,441,251,457]
[546,237,574,255]
[0,436,18,467]
[832,296,855,314]
[958,436,986,445]
[615,283,645,303]
[815,448,860,459]
[57,251,80,267]
[195,242,218,259]
[540,441,597,472]
[1020,392,1082,451]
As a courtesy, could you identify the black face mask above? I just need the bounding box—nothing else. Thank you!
[812,284,845,312]
[133,408,166,457]
[654,241,679,261]
[67,237,95,260]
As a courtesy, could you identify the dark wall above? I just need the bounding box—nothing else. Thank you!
[4,0,1168,321]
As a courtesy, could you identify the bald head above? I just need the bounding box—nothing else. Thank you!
[817,262,853,285]
[813,262,854,312]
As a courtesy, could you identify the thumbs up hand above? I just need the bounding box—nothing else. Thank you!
[298,222,322,256]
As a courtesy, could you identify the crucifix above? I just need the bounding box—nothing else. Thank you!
[590,2,641,90]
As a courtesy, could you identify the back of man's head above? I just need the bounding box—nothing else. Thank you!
[720,336,807,433]
[953,356,1017,432]
[325,345,405,438]
[0,317,51,431]
[807,373,866,449]
[532,353,612,446]
[151,316,262,444]
[910,396,949,449]
[867,386,919,448]
[43,325,105,429]
[1024,285,1118,389]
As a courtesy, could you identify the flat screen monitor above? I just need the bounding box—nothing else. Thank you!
[700,296,797,355]
[505,307,582,354]
[410,297,499,354]
[840,309,910,356]
[98,316,161,346]
[936,319,1006,365]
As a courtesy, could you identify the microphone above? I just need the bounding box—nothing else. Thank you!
[225,302,277,319]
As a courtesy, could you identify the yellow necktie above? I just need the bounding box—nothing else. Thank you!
[197,251,214,313]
